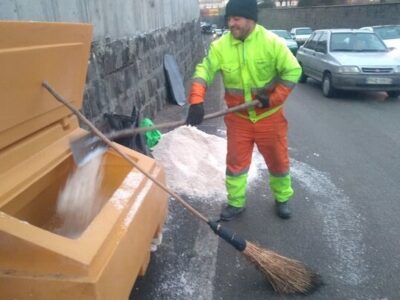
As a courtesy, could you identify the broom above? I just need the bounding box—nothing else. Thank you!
[43,81,321,295]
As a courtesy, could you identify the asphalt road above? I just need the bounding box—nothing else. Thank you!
[130,74,400,299]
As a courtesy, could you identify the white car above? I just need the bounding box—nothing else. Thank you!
[360,25,400,50]
[290,27,313,45]
[212,28,223,39]
[296,29,400,98]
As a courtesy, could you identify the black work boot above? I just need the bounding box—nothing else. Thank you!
[275,200,291,219]
[220,205,245,221]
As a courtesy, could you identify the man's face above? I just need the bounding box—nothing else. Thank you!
[227,16,255,40]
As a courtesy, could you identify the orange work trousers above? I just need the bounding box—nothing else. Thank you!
[224,110,290,177]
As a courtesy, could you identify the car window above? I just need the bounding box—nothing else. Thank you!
[330,32,387,52]
[272,30,292,39]
[297,28,312,35]
[304,32,322,50]
[330,33,352,51]
[302,33,314,48]
[315,32,328,53]
[374,26,400,40]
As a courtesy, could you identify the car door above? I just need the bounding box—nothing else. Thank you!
[299,32,322,79]
[313,31,329,81]
[297,32,314,75]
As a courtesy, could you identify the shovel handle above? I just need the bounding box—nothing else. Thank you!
[105,99,260,141]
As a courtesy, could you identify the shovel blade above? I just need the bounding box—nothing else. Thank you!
[70,133,108,167]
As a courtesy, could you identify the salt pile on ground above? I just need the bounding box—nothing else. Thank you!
[152,126,265,200]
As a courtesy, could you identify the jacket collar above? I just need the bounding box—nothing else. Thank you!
[231,24,260,45]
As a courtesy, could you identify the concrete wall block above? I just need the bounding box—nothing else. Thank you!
[147,34,157,50]
[259,3,400,30]
[142,102,157,120]
[81,87,95,120]
[103,42,116,75]
[86,50,103,82]
[90,41,106,76]
[152,78,158,95]
[159,89,167,106]
[107,72,125,98]
[123,68,133,92]
[82,80,109,127]
[127,37,138,64]
[136,86,147,109]
[155,90,164,112]
[135,59,145,79]
[117,93,134,116]
[165,29,178,46]
[147,80,155,98]
[136,35,147,59]
[155,33,166,47]
[130,60,141,83]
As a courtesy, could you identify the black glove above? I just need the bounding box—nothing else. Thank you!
[186,103,204,126]
[257,94,269,108]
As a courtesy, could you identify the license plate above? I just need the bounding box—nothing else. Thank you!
[366,77,392,84]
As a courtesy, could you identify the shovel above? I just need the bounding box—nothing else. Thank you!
[69,99,261,167]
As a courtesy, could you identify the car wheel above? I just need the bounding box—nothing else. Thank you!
[387,91,400,98]
[322,73,335,98]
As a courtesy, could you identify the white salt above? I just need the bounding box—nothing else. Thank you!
[152,126,265,201]
[55,154,104,238]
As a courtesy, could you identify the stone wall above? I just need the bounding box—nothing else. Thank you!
[0,0,203,129]
[84,21,203,128]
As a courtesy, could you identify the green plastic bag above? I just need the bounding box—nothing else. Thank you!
[140,118,162,150]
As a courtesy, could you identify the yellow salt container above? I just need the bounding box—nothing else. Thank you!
[0,21,168,299]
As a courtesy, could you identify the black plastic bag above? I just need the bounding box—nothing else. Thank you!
[104,107,152,157]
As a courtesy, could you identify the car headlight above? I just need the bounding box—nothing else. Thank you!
[338,66,361,73]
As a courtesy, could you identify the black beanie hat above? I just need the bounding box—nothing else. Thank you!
[225,0,258,22]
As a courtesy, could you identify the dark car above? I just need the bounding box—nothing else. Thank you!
[270,29,299,55]
[201,23,213,34]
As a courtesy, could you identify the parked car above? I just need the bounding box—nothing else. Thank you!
[270,29,299,55]
[200,23,213,34]
[212,28,223,39]
[296,29,400,98]
[290,27,313,45]
[360,25,400,50]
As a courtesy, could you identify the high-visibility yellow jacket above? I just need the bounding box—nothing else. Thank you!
[189,24,302,122]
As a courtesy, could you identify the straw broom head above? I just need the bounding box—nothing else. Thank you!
[243,241,322,295]
[208,221,322,295]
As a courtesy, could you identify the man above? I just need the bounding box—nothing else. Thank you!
[186,0,301,220]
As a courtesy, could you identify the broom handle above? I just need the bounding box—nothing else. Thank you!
[43,81,213,223]
[103,99,260,141]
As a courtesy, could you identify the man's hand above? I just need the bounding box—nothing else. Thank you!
[186,103,205,125]
[257,94,269,108]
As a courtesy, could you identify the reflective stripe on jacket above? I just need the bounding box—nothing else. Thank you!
[189,24,302,122]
